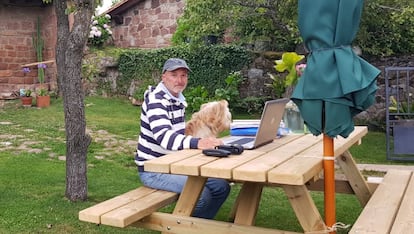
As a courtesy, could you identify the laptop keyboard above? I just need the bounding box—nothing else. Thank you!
[227,137,254,145]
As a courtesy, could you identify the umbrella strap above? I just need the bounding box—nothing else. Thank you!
[309,44,351,53]
[305,222,350,234]
[299,155,335,161]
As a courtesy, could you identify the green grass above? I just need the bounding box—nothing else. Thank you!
[0,96,412,233]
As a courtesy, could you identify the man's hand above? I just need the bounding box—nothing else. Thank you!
[197,137,223,149]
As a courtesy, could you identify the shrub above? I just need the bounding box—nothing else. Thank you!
[117,45,252,95]
[88,14,113,47]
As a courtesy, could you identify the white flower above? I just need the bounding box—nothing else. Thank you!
[92,20,98,25]
[105,14,111,19]
[103,24,109,29]
[91,26,98,31]
[94,30,102,37]
[107,29,112,35]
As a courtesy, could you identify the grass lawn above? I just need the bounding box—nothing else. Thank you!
[0,96,412,233]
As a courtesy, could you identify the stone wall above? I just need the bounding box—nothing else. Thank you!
[0,4,57,97]
[109,0,184,48]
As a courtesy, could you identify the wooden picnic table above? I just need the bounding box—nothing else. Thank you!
[130,126,370,233]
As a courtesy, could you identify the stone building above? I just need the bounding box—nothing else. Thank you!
[0,0,185,98]
[0,0,57,98]
[104,0,184,48]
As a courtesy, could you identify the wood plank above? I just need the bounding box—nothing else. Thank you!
[200,135,303,180]
[100,190,178,227]
[134,212,301,234]
[200,150,265,179]
[171,154,218,176]
[268,155,322,185]
[282,185,326,232]
[349,169,412,234]
[171,135,302,177]
[20,59,55,67]
[233,182,263,225]
[336,151,373,206]
[390,171,414,234]
[173,176,206,216]
[78,186,161,223]
[233,134,321,182]
[247,134,305,153]
[331,126,368,157]
[267,126,368,185]
[144,149,201,173]
[306,177,380,194]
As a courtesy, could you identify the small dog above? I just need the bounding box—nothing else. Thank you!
[185,100,232,138]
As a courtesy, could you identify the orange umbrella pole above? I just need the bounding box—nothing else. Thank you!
[323,134,336,234]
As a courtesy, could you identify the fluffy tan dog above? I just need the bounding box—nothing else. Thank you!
[185,100,232,138]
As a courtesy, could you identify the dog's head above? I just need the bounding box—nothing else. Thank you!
[185,100,232,138]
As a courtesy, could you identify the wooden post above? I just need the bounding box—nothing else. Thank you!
[323,134,336,233]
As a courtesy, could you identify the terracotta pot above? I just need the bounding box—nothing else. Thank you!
[21,97,33,107]
[36,95,50,108]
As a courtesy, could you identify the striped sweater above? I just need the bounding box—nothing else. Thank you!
[135,82,199,166]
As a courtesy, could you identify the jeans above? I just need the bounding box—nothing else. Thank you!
[139,170,230,219]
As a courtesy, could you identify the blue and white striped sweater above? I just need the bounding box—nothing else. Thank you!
[135,83,199,166]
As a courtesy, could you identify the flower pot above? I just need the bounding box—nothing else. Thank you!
[21,97,33,107]
[36,95,50,108]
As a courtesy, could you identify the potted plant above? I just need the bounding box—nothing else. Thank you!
[273,52,307,133]
[36,88,50,108]
[20,89,33,107]
[32,17,51,108]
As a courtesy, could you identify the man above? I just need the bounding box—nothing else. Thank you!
[135,58,230,219]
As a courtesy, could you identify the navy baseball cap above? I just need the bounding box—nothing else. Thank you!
[162,58,191,73]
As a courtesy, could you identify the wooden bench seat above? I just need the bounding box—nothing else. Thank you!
[79,186,178,228]
[349,169,414,233]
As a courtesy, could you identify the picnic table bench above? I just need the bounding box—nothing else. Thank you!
[349,169,414,233]
[79,186,178,227]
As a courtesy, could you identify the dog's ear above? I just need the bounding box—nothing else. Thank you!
[199,102,209,110]
[219,100,228,107]
[185,121,194,135]
[206,102,221,122]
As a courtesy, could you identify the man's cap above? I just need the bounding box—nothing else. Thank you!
[162,58,191,73]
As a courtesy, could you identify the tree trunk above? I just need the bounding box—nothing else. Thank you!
[54,0,94,201]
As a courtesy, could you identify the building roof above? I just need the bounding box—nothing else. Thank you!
[102,0,144,24]
[103,0,143,16]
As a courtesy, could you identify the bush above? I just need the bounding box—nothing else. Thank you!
[117,45,252,96]
[356,1,414,56]
[88,14,113,47]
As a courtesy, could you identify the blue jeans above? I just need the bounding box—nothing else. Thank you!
[138,170,230,219]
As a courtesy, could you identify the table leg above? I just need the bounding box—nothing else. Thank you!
[173,176,207,216]
[282,184,326,232]
[337,150,373,206]
[233,182,264,225]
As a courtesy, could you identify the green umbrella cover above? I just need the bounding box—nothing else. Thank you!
[292,0,380,138]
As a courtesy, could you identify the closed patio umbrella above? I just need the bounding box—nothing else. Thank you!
[292,0,380,231]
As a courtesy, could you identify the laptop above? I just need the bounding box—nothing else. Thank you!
[223,98,289,149]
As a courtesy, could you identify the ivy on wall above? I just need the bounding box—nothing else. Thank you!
[117,45,252,96]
